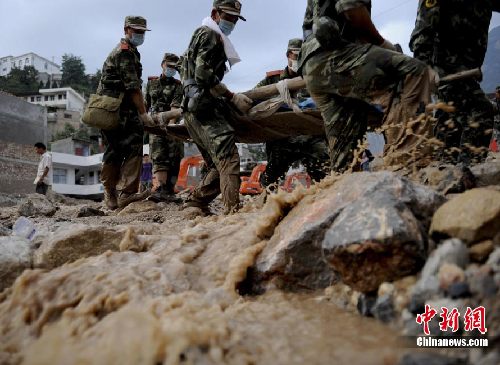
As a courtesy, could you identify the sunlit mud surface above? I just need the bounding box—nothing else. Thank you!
[0,182,407,365]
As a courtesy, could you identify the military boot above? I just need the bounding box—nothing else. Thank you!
[117,190,150,209]
[148,184,182,203]
[101,163,120,210]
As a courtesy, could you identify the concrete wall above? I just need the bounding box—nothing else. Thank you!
[0,92,47,194]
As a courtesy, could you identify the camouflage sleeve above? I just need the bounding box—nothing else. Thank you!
[336,0,371,13]
[170,83,183,109]
[117,51,142,91]
[194,28,223,89]
[254,76,272,89]
[409,0,440,63]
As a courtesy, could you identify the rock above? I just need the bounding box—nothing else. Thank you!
[76,206,106,218]
[476,351,500,365]
[0,193,24,208]
[430,188,500,244]
[447,282,471,299]
[471,161,500,187]
[438,263,465,291]
[18,194,57,217]
[251,172,445,292]
[487,247,500,287]
[469,240,495,263]
[372,294,395,323]
[33,225,129,269]
[466,265,498,299]
[417,164,470,194]
[410,239,468,312]
[357,293,377,317]
[378,282,395,297]
[0,226,11,237]
[399,353,467,365]
[118,201,160,216]
[0,236,32,291]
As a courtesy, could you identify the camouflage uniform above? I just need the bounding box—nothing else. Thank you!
[181,0,246,213]
[98,35,144,198]
[410,0,500,164]
[145,54,184,193]
[300,0,435,171]
[255,49,329,186]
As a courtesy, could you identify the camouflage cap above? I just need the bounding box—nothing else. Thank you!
[124,16,151,31]
[287,38,303,53]
[162,53,180,66]
[213,0,246,21]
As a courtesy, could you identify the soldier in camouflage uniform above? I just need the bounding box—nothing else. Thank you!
[410,0,500,165]
[181,0,253,214]
[145,53,184,202]
[97,16,154,210]
[300,0,437,172]
[255,38,329,186]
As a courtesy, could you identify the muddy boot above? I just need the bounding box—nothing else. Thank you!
[117,190,150,209]
[148,184,182,203]
[101,163,120,210]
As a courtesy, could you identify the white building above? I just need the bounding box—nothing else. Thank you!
[24,87,86,113]
[52,152,104,199]
[0,53,61,80]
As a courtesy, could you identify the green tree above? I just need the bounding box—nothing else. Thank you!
[44,79,51,89]
[61,54,88,93]
[0,66,40,94]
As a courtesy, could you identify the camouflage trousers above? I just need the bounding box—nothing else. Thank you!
[303,43,434,171]
[434,77,494,164]
[101,109,144,194]
[150,134,184,190]
[183,98,240,213]
[263,136,329,186]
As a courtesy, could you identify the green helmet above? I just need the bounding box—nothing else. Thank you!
[162,53,179,66]
[287,38,303,53]
[124,16,150,31]
[213,0,246,21]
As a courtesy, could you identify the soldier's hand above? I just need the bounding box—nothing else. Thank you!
[231,93,253,114]
[139,113,156,128]
[210,83,229,98]
[380,39,398,52]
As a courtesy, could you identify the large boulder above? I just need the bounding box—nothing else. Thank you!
[471,161,500,187]
[33,225,131,269]
[251,172,446,293]
[430,188,500,244]
[18,194,57,217]
[0,236,32,291]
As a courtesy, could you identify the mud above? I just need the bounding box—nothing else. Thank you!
[0,183,414,365]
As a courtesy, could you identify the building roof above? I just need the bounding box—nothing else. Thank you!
[39,87,86,103]
[0,52,61,69]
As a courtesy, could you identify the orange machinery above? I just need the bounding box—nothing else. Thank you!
[174,155,204,193]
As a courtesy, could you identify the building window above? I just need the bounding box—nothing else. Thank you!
[63,93,67,99]
[31,97,35,102]
[64,113,72,119]
[44,62,48,70]
[25,58,29,64]
[36,96,41,102]
[50,95,55,101]
[53,169,67,184]
[58,94,63,100]
[44,96,48,101]
[19,60,22,67]
[2,68,6,72]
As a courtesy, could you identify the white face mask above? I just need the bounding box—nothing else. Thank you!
[289,59,299,73]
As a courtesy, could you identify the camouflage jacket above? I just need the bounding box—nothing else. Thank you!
[410,0,500,71]
[97,38,143,105]
[181,26,227,90]
[255,67,309,101]
[145,76,183,113]
[299,0,371,69]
